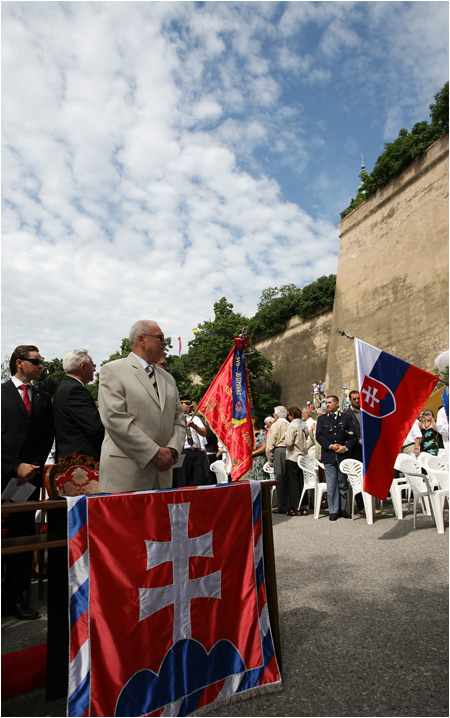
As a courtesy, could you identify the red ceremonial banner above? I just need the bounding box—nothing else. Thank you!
[198,337,254,481]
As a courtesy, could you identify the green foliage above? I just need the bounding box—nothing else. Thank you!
[248,277,336,341]
[34,357,65,387]
[341,82,449,219]
[248,284,302,340]
[1,356,11,382]
[429,81,449,133]
[298,275,336,317]
[184,297,277,418]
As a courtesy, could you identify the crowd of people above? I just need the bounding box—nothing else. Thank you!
[1,322,448,622]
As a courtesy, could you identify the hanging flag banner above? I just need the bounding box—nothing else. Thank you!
[355,338,439,499]
[66,482,281,717]
[198,336,254,481]
[178,336,182,356]
[232,339,248,427]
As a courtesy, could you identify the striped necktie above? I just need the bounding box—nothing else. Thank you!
[20,384,31,415]
[145,365,159,398]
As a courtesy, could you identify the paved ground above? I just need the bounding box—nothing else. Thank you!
[2,499,448,717]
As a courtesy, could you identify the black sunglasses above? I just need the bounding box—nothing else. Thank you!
[22,358,43,366]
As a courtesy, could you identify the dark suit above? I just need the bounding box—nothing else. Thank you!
[53,376,104,461]
[316,411,358,515]
[342,406,364,510]
[1,379,54,603]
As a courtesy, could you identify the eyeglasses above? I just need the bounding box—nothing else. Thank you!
[143,333,167,343]
[22,358,43,366]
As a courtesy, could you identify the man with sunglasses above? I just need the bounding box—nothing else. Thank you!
[98,320,185,493]
[1,345,54,619]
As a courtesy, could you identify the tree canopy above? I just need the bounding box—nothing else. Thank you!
[341,82,449,219]
[248,275,336,341]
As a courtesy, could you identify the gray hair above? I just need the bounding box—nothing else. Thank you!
[274,406,288,419]
[264,416,275,426]
[63,348,90,373]
[129,320,154,347]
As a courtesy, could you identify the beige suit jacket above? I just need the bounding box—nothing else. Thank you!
[98,353,185,493]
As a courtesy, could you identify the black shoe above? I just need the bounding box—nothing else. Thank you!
[340,509,351,519]
[329,514,339,521]
[10,602,40,620]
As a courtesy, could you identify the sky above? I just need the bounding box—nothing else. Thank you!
[2,1,448,367]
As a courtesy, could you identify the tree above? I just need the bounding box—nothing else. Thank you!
[341,82,449,219]
[298,275,336,317]
[34,357,65,387]
[248,284,302,341]
[187,297,276,418]
[1,356,11,382]
[430,81,449,133]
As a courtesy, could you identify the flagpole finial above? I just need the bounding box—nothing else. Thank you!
[336,328,355,341]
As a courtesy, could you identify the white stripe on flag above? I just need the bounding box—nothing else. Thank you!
[68,639,90,699]
[354,338,382,389]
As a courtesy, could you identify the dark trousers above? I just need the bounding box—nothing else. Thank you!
[2,506,36,604]
[273,447,288,513]
[286,460,303,511]
[178,450,207,487]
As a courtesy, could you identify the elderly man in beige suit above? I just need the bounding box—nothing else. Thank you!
[98,320,185,493]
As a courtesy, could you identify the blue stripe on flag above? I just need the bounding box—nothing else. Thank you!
[237,629,276,693]
[252,491,261,527]
[70,579,89,626]
[362,349,410,470]
[68,496,87,541]
[255,557,264,589]
[68,669,90,718]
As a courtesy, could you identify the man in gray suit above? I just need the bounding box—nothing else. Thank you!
[98,320,185,493]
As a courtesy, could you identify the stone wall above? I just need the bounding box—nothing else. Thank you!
[254,308,333,409]
[254,134,448,407]
[326,133,449,393]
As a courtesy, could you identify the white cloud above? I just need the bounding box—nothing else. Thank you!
[1,1,447,367]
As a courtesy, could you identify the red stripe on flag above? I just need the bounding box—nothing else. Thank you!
[261,652,281,684]
[195,679,226,711]
[69,523,88,568]
[364,364,439,499]
[70,610,89,661]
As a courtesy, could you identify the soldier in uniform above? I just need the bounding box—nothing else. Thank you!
[316,395,358,521]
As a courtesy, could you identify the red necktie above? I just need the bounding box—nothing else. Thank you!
[20,384,31,415]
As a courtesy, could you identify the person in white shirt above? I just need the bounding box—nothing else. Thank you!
[401,420,422,457]
[177,396,207,487]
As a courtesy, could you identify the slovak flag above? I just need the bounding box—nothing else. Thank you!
[355,338,439,500]
[67,482,281,717]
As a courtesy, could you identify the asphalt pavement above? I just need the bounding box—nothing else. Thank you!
[2,498,448,717]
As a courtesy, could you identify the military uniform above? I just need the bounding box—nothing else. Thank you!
[316,410,358,517]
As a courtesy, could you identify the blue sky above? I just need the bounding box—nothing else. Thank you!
[2,1,448,366]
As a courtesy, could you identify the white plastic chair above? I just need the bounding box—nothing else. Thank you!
[423,477,448,534]
[297,455,327,519]
[398,456,437,528]
[262,462,277,507]
[339,459,374,524]
[392,453,417,519]
[422,453,449,472]
[209,460,229,484]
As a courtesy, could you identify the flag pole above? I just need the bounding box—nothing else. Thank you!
[337,329,448,386]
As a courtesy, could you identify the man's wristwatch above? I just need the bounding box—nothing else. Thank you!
[169,448,178,464]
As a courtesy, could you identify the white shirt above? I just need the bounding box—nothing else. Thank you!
[11,375,33,405]
[402,420,422,447]
[183,415,205,450]
[436,407,449,458]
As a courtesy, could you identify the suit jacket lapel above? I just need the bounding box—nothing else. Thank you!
[126,354,161,408]
[154,365,166,411]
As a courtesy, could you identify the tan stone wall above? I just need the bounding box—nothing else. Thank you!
[326,133,449,394]
[254,308,333,409]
